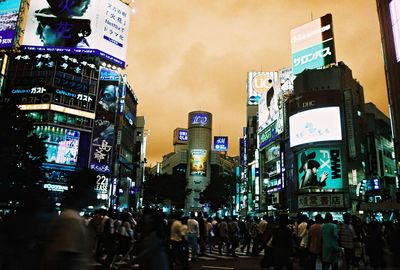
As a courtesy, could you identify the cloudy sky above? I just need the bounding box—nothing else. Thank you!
[125,0,387,166]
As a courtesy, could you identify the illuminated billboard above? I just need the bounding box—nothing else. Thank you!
[278,67,295,92]
[0,0,21,48]
[34,125,80,166]
[298,148,343,190]
[190,149,207,176]
[289,106,342,147]
[257,72,281,131]
[214,136,228,151]
[291,14,336,75]
[89,67,120,173]
[247,72,277,105]
[173,128,188,145]
[390,0,400,62]
[22,0,131,67]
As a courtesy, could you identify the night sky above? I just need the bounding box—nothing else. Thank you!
[125,0,387,165]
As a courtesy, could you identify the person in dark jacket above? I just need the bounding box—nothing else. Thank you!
[268,214,293,270]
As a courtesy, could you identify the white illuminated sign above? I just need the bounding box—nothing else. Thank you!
[289,106,342,147]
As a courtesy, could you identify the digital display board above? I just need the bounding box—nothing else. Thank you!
[390,0,400,62]
[22,0,131,67]
[173,128,188,145]
[291,14,336,75]
[257,72,280,130]
[89,67,120,173]
[298,148,343,190]
[190,149,207,176]
[289,106,342,147]
[247,72,277,105]
[34,125,80,166]
[214,136,228,151]
[191,113,209,126]
[0,0,21,48]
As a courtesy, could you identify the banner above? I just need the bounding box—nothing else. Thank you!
[214,136,228,151]
[190,149,207,176]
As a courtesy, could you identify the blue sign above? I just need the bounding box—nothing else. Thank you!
[192,114,208,126]
[0,0,21,49]
[178,130,188,141]
[100,68,121,81]
[214,136,228,151]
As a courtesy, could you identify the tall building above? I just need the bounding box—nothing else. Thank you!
[288,62,367,216]
[376,0,400,188]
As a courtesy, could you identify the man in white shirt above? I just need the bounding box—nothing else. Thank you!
[187,212,200,261]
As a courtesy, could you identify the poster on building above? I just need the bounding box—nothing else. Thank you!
[190,149,207,176]
[22,0,131,67]
[257,72,281,131]
[0,0,21,48]
[247,72,276,105]
[297,148,343,190]
[89,67,120,174]
[291,13,336,75]
[214,136,228,151]
[173,128,188,144]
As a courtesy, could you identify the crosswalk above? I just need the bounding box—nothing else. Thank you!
[195,250,260,261]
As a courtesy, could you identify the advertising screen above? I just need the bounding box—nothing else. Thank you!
[214,136,228,151]
[22,0,131,67]
[289,106,342,147]
[291,14,336,75]
[247,72,277,105]
[0,0,21,48]
[190,149,207,176]
[297,148,343,190]
[89,67,120,174]
[257,72,280,130]
[390,0,400,62]
[34,125,80,166]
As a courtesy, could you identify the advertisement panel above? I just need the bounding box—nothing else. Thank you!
[189,112,211,129]
[297,148,343,190]
[89,67,120,173]
[190,149,207,176]
[257,72,280,130]
[390,0,400,62]
[298,193,345,208]
[0,0,21,48]
[247,72,277,105]
[291,14,336,75]
[214,136,228,151]
[278,67,295,92]
[34,125,80,166]
[173,128,188,145]
[259,121,279,150]
[22,0,130,67]
[289,106,342,147]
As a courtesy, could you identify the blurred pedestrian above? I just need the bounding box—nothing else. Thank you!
[42,169,98,270]
[269,213,293,270]
[240,215,252,254]
[228,216,240,257]
[187,212,199,261]
[338,213,356,269]
[321,213,340,270]
[169,211,188,269]
[365,221,386,270]
[218,217,230,255]
[308,214,323,270]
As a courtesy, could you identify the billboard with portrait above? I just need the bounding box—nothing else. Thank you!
[34,125,80,166]
[22,0,130,67]
[297,148,343,190]
[89,67,120,174]
[190,149,207,176]
[291,14,336,75]
[0,0,22,48]
[247,71,277,105]
[214,136,228,152]
[289,106,342,147]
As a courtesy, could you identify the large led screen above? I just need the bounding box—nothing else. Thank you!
[390,0,400,62]
[0,0,21,48]
[291,14,336,75]
[297,148,343,190]
[289,107,342,147]
[190,149,207,177]
[34,125,80,166]
[22,0,131,67]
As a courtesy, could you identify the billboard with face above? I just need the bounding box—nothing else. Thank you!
[289,106,342,147]
[298,148,343,190]
[89,67,120,173]
[190,149,207,176]
[291,14,336,75]
[247,72,276,105]
[214,136,228,151]
[22,0,130,67]
[257,72,281,131]
[0,0,22,48]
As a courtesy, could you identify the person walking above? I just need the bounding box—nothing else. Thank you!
[338,213,356,269]
[228,216,240,257]
[269,213,293,270]
[321,213,340,270]
[240,215,252,254]
[187,212,200,262]
[218,217,230,255]
[308,214,323,270]
[365,221,386,270]
[169,211,188,269]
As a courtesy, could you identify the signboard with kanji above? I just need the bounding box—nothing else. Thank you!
[298,193,345,208]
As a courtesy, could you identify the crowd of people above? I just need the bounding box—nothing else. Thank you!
[0,169,400,270]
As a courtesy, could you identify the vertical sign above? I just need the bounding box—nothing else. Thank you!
[214,136,228,151]
[190,149,208,176]
[90,67,120,173]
